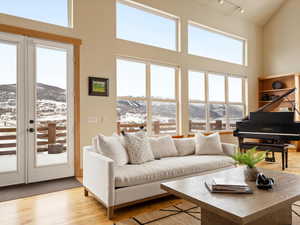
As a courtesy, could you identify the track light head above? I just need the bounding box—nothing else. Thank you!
[217,0,245,14]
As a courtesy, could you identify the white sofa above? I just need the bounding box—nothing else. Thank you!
[83,139,236,219]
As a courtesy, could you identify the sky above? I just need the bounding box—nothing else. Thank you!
[36,47,67,89]
[0,43,16,85]
[0,0,68,89]
[117,2,177,51]
[0,0,69,27]
[0,43,67,89]
[188,24,244,65]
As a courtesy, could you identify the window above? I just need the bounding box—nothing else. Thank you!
[117,58,178,135]
[188,22,245,65]
[116,0,178,51]
[117,59,146,97]
[0,0,71,27]
[228,76,243,103]
[189,71,205,101]
[189,71,246,132]
[208,74,225,102]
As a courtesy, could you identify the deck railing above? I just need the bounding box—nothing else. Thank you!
[117,120,235,135]
[0,120,67,155]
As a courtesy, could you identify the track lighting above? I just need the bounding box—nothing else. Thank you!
[217,0,245,14]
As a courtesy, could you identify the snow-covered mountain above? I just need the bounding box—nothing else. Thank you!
[0,83,66,103]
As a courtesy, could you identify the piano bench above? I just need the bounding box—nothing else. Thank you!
[240,142,289,170]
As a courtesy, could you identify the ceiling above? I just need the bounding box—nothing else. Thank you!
[196,0,286,26]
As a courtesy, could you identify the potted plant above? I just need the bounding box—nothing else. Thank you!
[231,147,267,181]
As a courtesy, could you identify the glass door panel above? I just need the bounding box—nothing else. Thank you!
[0,32,25,187]
[27,39,74,183]
[0,42,18,173]
[35,46,68,167]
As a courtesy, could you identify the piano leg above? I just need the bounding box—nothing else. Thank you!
[238,137,244,153]
[285,151,288,168]
[281,152,285,170]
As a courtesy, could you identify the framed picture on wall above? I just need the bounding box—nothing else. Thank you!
[88,77,109,96]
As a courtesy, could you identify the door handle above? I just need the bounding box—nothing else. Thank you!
[27,128,35,133]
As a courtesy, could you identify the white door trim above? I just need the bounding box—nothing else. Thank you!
[26,38,75,183]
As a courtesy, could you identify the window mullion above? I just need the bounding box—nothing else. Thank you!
[225,75,229,130]
[68,0,73,27]
[146,63,152,135]
[205,72,209,132]
[175,67,180,135]
[243,77,247,117]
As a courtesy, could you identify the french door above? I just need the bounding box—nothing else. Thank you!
[0,32,74,187]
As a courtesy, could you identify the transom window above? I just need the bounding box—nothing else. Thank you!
[117,58,178,135]
[188,22,246,65]
[116,0,178,51]
[189,70,246,132]
[0,0,72,27]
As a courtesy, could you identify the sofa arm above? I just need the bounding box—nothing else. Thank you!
[222,143,237,157]
[83,146,115,207]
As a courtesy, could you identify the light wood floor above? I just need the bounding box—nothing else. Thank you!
[258,150,300,175]
[1,151,300,225]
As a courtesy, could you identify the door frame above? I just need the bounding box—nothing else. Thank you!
[27,38,75,183]
[0,24,82,177]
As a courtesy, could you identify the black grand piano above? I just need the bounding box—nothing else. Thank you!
[234,88,300,170]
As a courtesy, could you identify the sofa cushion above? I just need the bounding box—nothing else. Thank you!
[95,134,129,166]
[114,155,235,188]
[195,132,224,155]
[173,138,195,156]
[123,132,154,164]
[149,136,178,159]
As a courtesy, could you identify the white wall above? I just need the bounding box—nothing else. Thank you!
[264,0,300,75]
[0,0,263,162]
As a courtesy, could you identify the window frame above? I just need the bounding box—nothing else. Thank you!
[188,69,247,132]
[116,0,180,52]
[117,56,180,135]
[0,0,73,28]
[188,21,247,66]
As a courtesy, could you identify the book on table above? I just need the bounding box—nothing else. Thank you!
[205,178,253,194]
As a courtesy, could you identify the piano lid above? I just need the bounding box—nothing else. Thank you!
[257,88,296,113]
[243,88,296,120]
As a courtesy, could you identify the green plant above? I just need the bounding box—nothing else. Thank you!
[231,147,267,168]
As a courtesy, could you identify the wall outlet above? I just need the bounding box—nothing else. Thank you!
[88,116,98,124]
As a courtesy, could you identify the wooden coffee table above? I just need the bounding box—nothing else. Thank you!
[161,167,300,225]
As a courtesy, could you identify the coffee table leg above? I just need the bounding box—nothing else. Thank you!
[201,205,292,225]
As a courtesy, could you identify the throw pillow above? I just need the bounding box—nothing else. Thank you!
[113,133,126,148]
[195,132,224,155]
[149,136,178,159]
[173,138,195,156]
[123,132,154,164]
[96,134,129,166]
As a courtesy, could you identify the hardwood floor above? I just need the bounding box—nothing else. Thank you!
[1,151,299,225]
[0,185,181,225]
[257,150,300,175]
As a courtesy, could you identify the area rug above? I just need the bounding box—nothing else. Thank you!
[116,200,300,225]
[0,177,82,202]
